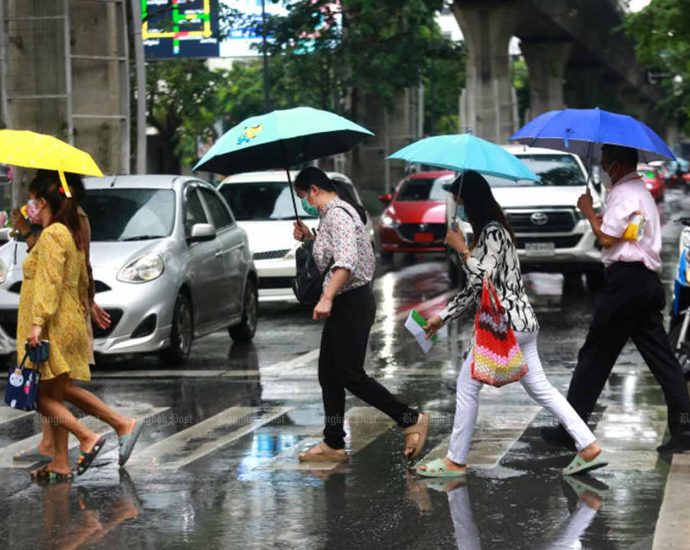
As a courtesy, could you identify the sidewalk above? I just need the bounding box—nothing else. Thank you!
[653,453,690,549]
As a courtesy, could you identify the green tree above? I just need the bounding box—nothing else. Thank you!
[625,0,690,131]
[146,59,225,173]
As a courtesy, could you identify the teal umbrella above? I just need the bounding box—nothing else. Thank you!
[195,107,373,216]
[388,133,539,181]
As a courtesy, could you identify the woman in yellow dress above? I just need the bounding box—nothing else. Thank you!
[18,174,106,482]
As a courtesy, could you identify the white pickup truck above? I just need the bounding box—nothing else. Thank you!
[446,145,605,290]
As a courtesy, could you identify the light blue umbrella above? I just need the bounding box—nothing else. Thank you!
[194,107,373,174]
[387,133,539,181]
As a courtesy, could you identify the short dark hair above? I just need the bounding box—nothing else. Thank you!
[602,144,638,168]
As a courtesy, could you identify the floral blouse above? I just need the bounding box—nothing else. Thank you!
[439,222,539,333]
[313,198,375,295]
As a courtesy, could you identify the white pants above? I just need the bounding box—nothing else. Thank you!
[447,330,596,464]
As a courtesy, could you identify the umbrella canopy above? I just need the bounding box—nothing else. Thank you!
[387,134,539,181]
[0,129,104,198]
[194,107,373,174]
[510,107,675,163]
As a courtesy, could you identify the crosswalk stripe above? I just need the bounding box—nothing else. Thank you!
[93,369,233,379]
[128,406,293,471]
[256,406,396,472]
[0,408,33,427]
[592,405,667,471]
[417,404,541,469]
[2,405,169,468]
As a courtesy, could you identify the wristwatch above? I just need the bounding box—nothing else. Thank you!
[22,231,33,240]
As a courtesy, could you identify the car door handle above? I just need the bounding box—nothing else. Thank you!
[215,250,225,259]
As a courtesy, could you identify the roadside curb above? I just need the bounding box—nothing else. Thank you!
[652,453,690,549]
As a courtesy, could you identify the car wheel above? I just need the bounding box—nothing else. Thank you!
[230,278,258,342]
[160,293,193,366]
[585,268,606,292]
[669,323,690,381]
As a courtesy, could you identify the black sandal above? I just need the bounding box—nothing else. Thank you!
[77,436,107,476]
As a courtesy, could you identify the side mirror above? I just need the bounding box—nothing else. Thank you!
[378,193,393,204]
[189,223,216,242]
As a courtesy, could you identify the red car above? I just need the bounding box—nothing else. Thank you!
[639,164,666,203]
[378,170,454,260]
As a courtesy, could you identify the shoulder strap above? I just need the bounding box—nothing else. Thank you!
[333,205,354,221]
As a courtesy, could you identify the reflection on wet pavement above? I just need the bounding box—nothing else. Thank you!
[1,192,688,549]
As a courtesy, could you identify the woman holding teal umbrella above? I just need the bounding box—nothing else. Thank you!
[292,167,430,463]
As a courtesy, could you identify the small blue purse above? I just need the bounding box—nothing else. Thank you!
[4,342,48,411]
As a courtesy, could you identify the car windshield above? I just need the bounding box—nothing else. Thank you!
[219,181,319,221]
[397,177,447,201]
[82,189,176,242]
[485,154,587,187]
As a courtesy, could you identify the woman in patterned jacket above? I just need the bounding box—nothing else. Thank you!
[417,171,606,477]
[292,167,429,463]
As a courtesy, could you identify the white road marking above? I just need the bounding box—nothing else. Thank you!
[416,404,541,469]
[256,406,396,472]
[0,409,33,427]
[128,406,292,471]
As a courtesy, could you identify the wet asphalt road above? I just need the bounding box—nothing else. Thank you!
[1,191,689,549]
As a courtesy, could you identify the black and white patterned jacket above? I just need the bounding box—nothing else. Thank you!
[439,222,539,333]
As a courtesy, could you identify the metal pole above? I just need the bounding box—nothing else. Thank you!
[131,0,147,174]
[261,0,270,112]
[63,0,74,145]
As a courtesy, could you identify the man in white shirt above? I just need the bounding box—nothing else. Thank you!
[542,144,690,453]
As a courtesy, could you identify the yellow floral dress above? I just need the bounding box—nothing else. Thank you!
[16,223,90,381]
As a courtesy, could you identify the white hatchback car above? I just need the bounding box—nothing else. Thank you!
[218,171,374,303]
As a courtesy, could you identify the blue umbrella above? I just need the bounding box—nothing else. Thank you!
[194,107,373,174]
[510,107,675,163]
[387,133,539,181]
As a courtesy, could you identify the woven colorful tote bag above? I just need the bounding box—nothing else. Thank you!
[471,278,528,387]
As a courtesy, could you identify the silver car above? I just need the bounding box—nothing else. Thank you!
[0,175,258,365]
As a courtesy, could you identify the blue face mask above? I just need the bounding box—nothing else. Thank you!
[456,204,467,221]
[301,197,319,217]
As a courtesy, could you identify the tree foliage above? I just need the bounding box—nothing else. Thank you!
[625,0,690,130]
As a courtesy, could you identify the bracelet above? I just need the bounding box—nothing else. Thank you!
[22,231,32,240]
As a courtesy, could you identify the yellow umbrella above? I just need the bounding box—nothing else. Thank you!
[0,129,104,198]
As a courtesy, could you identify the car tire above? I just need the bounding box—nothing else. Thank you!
[229,278,258,342]
[585,268,606,293]
[160,293,193,366]
[380,250,393,263]
[669,323,690,381]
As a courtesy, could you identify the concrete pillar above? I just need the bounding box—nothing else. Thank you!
[520,40,571,119]
[452,0,518,143]
[347,88,420,197]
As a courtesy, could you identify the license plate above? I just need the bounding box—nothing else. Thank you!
[414,232,434,243]
[525,242,555,256]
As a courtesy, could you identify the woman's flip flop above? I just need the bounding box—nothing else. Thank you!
[118,420,144,467]
[563,453,608,476]
[415,458,468,478]
[77,436,107,476]
[14,446,52,464]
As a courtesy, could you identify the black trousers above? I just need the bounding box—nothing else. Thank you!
[318,284,418,449]
[565,262,690,436]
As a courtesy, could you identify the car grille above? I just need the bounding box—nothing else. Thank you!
[0,308,124,340]
[397,223,446,242]
[258,277,294,290]
[507,210,577,233]
[8,280,111,294]
[515,235,583,249]
[253,249,290,261]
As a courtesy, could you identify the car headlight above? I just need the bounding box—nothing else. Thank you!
[117,253,164,283]
[0,259,6,284]
[680,228,690,256]
[380,213,398,228]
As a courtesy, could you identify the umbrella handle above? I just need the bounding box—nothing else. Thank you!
[285,167,299,221]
